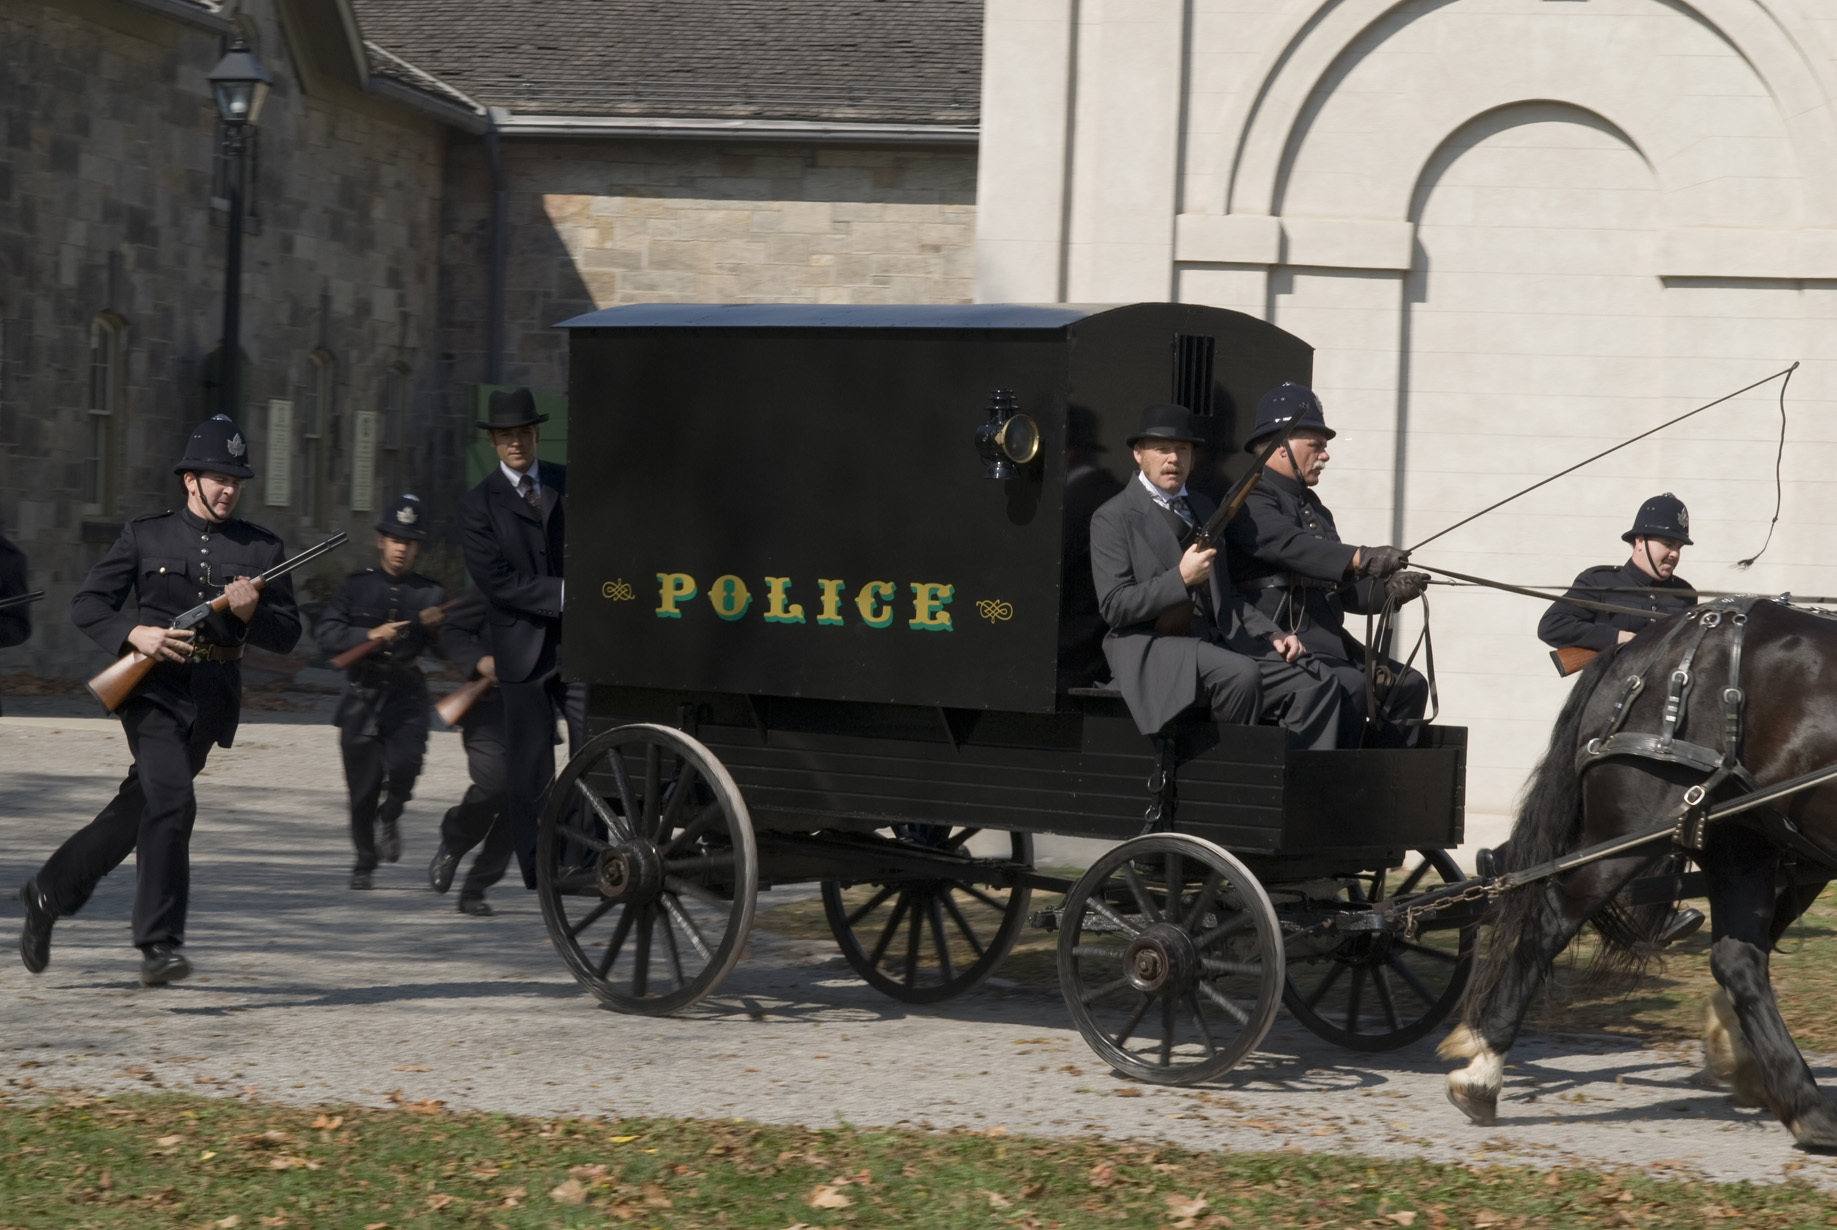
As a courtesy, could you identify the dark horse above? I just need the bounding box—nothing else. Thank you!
[1441,598,1837,1148]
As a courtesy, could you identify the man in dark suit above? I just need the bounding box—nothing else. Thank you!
[456,388,584,913]
[1090,403,1342,748]
[426,586,513,907]
[1224,383,1428,745]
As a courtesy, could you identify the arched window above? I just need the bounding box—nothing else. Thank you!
[85,314,126,516]
[304,349,334,526]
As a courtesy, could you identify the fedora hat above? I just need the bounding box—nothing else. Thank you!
[1126,403,1206,447]
[476,387,547,430]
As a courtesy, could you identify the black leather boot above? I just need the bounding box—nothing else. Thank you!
[18,880,55,974]
[139,943,191,987]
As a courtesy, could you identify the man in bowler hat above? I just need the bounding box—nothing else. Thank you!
[1224,383,1429,744]
[18,415,301,985]
[454,388,584,913]
[1539,493,1698,651]
[314,494,447,889]
[1090,403,1343,748]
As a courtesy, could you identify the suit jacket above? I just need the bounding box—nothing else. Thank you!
[1538,559,1696,651]
[460,460,566,684]
[1224,470,1385,660]
[1090,478,1282,735]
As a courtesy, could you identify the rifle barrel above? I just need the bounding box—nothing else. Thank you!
[0,589,45,612]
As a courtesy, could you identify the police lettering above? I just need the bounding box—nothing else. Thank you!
[649,572,953,632]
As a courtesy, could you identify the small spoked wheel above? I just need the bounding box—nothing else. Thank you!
[821,826,1033,1004]
[1280,848,1474,1051]
[1057,834,1284,1085]
[536,723,757,1016]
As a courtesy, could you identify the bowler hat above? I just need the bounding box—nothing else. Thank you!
[172,413,255,479]
[375,493,431,543]
[1623,492,1693,546]
[1245,382,1334,452]
[476,387,547,430]
[1127,403,1206,447]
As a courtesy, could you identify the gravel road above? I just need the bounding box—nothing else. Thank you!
[2,709,1833,1190]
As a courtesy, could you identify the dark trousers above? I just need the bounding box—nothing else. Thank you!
[1311,654,1429,747]
[36,695,228,948]
[339,683,430,872]
[1195,643,1345,750]
[463,673,584,896]
[438,694,510,896]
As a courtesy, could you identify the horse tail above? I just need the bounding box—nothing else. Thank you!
[1464,643,1622,1008]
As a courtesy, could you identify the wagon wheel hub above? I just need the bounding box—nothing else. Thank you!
[597,840,664,904]
[1124,924,1198,995]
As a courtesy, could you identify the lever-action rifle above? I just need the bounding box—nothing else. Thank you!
[0,589,46,612]
[1152,424,1297,638]
[434,674,494,727]
[329,594,465,671]
[87,532,348,713]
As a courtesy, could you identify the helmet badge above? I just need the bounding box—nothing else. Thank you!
[395,506,418,526]
[227,433,246,459]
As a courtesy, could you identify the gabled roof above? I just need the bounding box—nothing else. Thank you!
[349,0,982,127]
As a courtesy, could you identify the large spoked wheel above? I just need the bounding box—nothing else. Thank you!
[1280,848,1473,1051]
[1058,834,1284,1085]
[536,723,757,1016]
[820,826,1033,1004]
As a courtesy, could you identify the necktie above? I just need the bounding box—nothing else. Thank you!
[1169,495,1195,527]
[519,473,541,513]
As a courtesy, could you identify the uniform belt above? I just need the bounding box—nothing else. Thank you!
[354,658,420,675]
[1235,573,1338,593]
[190,643,244,663]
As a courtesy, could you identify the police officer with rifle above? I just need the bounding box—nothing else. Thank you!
[314,494,447,890]
[17,416,334,985]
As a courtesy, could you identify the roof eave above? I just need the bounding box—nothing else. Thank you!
[489,110,978,147]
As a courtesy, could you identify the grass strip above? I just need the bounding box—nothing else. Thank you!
[1,1090,1832,1229]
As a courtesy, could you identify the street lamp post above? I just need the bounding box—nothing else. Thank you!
[207,39,271,421]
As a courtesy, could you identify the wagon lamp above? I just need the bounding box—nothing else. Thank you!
[973,389,1041,479]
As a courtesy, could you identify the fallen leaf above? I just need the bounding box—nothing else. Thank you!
[470,1162,501,1179]
[978,1188,1013,1208]
[807,1184,853,1209]
[198,1150,218,1161]
[1088,1162,1116,1189]
[1385,1214,1419,1227]
[1059,1064,1084,1076]
[97,1169,111,1190]
[1114,1087,1143,1098]
[310,1114,343,1131]
[364,1224,389,1229]
[609,1134,638,1143]
[393,1064,431,1072]
[901,1163,920,1179]
[985,1124,1009,1137]
[568,1163,609,1182]
[1021,1180,1047,1199]
[642,1183,673,1208]
[427,1193,457,1210]
[215,1219,241,1229]
[154,1134,182,1147]
[1167,1192,1210,1219]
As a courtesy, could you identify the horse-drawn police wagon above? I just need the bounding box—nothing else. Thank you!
[533,303,1476,1084]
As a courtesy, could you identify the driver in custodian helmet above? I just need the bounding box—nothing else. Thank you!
[1538,492,1698,653]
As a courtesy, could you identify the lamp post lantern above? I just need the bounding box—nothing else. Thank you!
[207,38,271,421]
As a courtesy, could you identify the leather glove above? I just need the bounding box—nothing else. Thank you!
[1357,544,1410,578]
[1385,569,1430,604]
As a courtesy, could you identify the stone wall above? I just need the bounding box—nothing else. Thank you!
[0,0,454,676]
[479,140,978,393]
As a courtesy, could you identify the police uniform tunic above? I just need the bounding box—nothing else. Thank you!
[1224,470,1427,741]
[316,566,446,872]
[1537,560,1696,651]
[38,506,298,946]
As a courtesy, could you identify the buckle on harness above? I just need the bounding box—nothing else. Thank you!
[1675,783,1709,851]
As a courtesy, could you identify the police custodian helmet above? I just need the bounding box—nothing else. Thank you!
[375,493,431,542]
[1623,492,1692,545]
[172,413,255,479]
[1245,382,1335,452]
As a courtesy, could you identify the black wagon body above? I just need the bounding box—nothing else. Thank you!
[535,303,1473,1081]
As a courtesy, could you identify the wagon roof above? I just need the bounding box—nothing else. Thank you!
[556,303,1121,330]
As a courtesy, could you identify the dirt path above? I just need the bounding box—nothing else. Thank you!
[2,713,1833,1190]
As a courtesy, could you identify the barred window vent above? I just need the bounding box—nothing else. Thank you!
[1172,334,1216,416]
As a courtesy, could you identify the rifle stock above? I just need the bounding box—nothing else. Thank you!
[1550,646,1598,677]
[435,675,494,726]
[85,531,347,714]
[1150,424,1299,638]
[329,595,463,671]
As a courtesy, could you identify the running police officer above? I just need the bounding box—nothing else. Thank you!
[1538,493,1697,651]
[315,494,446,889]
[425,587,512,915]
[1224,383,1429,745]
[18,415,301,985]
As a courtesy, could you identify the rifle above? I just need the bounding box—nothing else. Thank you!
[87,532,348,713]
[329,594,464,671]
[1152,424,1298,637]
[0,589,45,612]
[1550,646,1598,677]
[435,675,494,726]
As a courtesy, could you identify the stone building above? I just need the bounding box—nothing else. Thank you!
[1,0,981,677]
[977,0,1837,831]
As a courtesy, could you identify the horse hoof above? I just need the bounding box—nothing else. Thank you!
[1788,1105,1837,1153]
[1446,1081,1497,1127]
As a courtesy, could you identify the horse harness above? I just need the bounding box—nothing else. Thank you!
[1574,595,1837,868]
